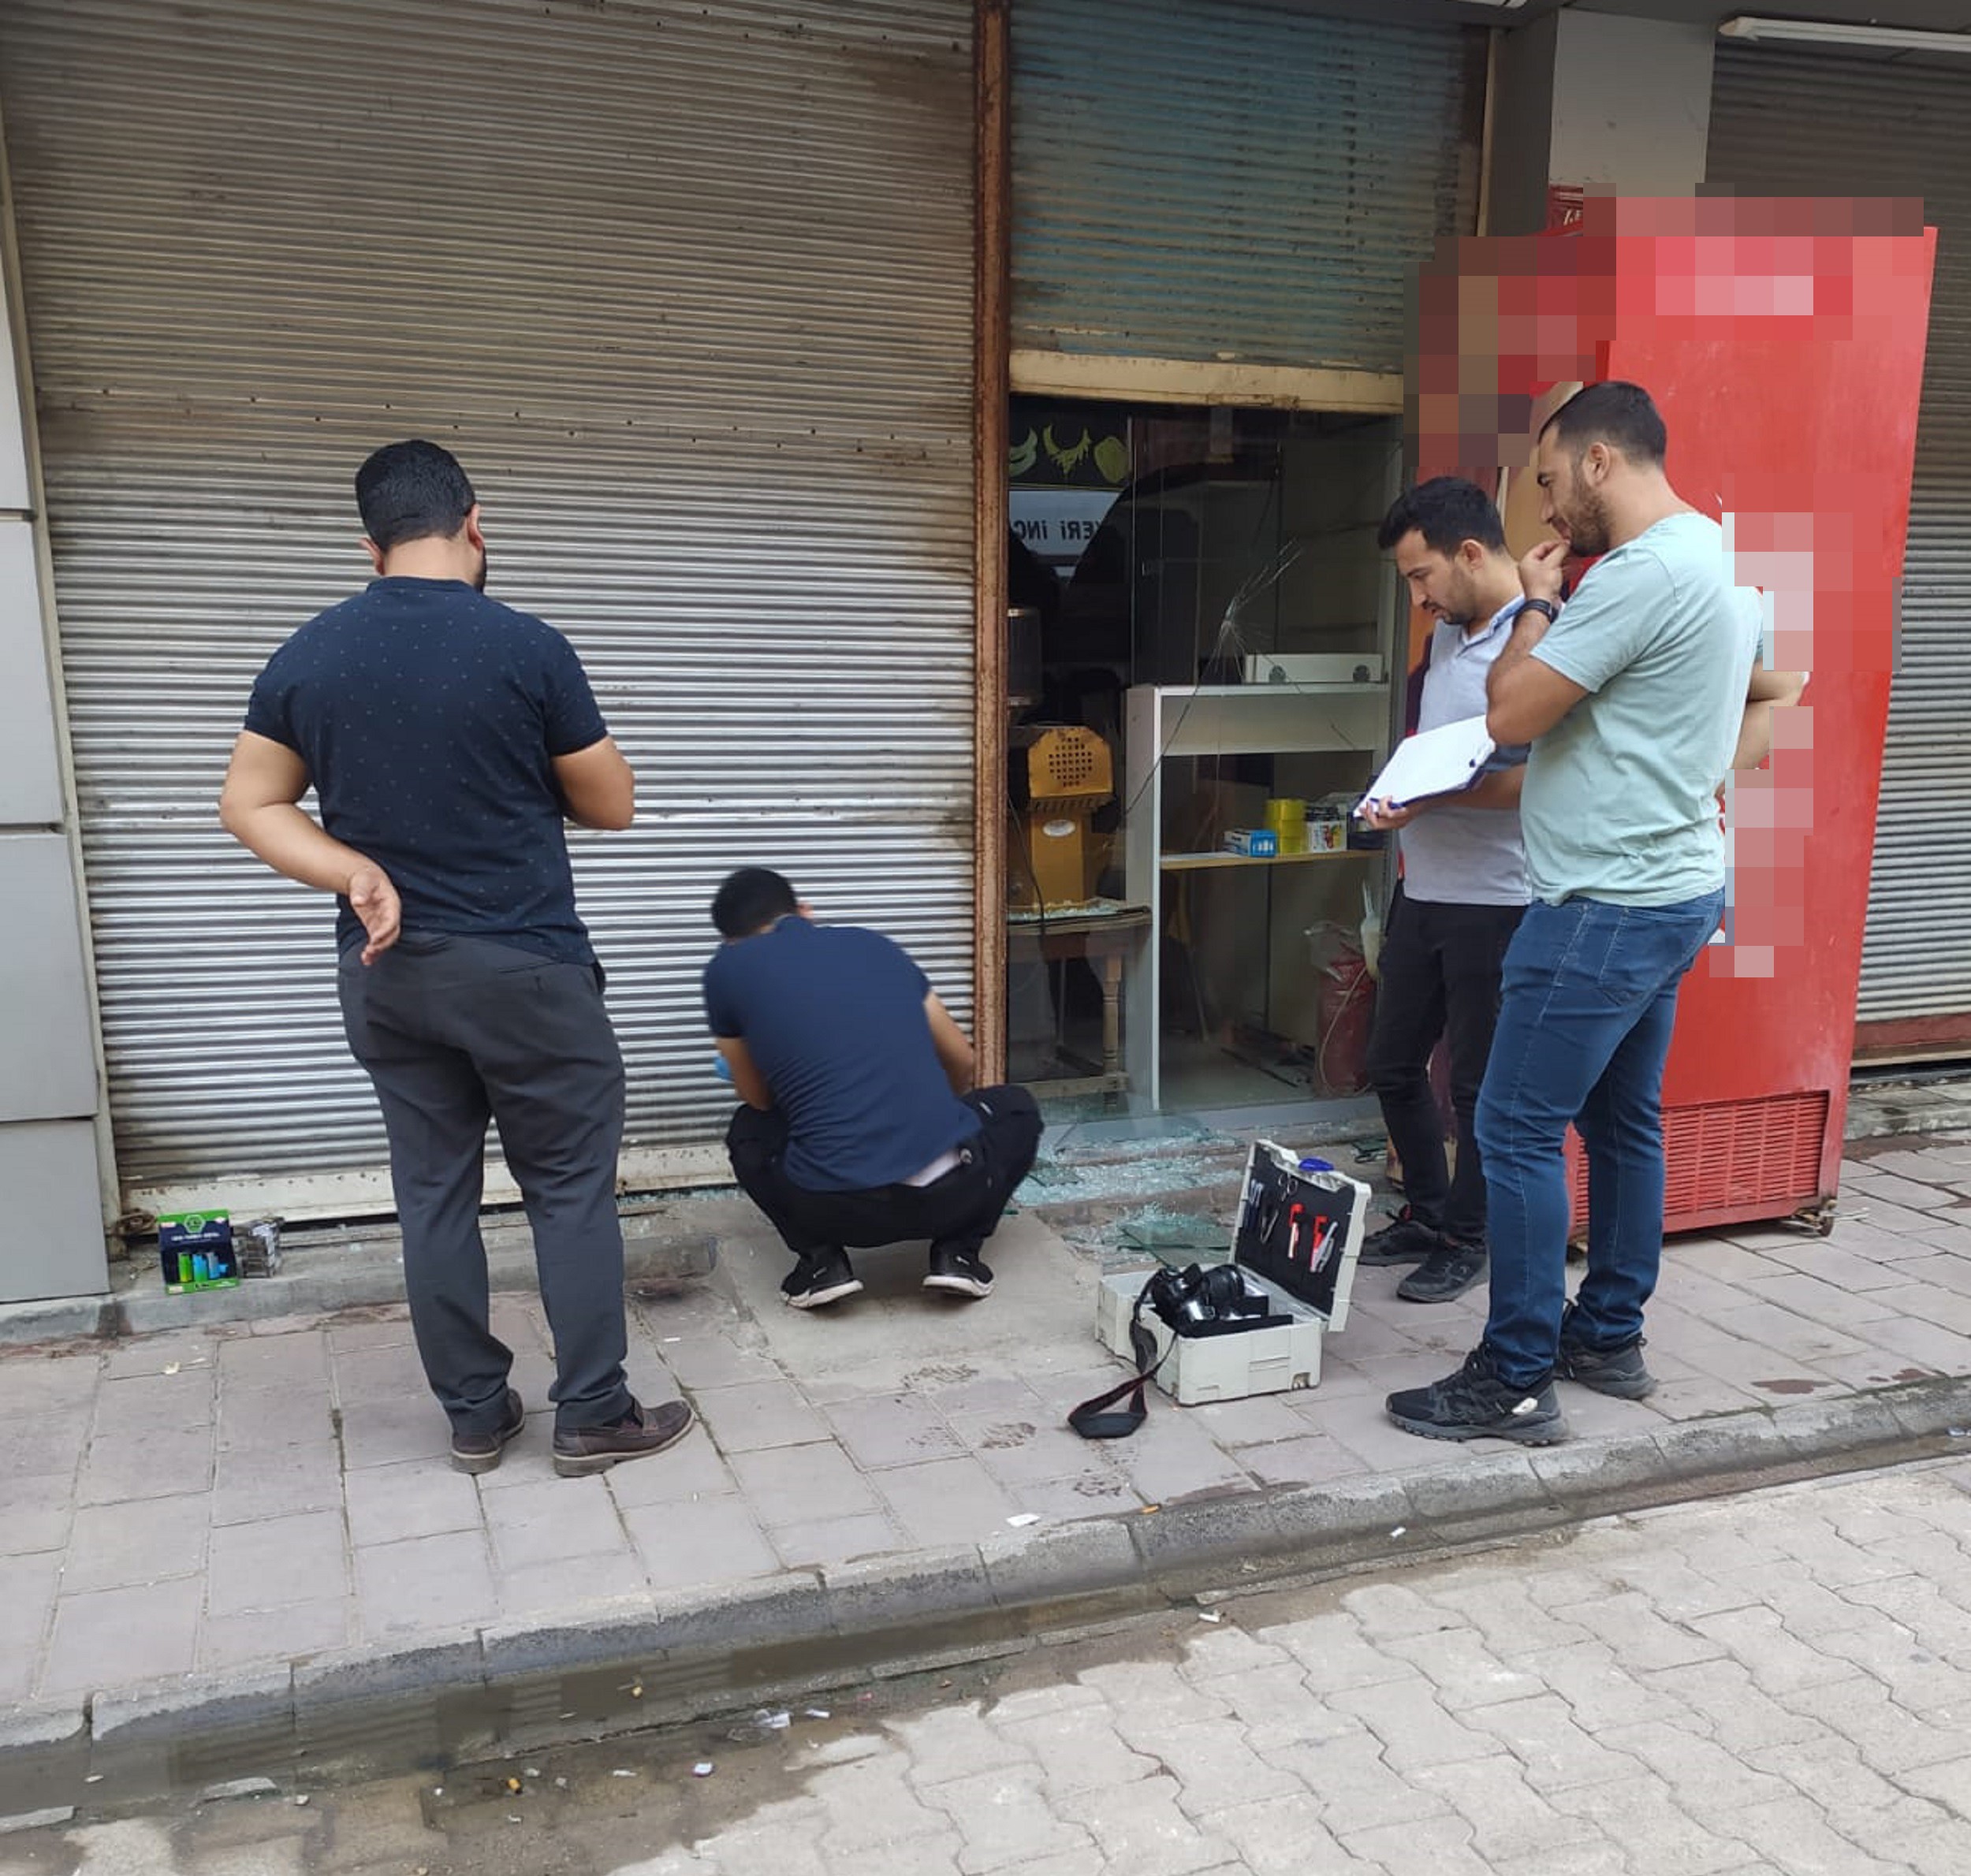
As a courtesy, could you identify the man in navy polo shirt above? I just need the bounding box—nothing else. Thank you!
[704,867,1042,1308]
[220,440,693,1479]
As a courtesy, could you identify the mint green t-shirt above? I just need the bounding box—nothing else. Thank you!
[1522,512,1762,908]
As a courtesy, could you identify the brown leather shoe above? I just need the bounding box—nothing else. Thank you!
[450,1387,526,1476]
[552,1398,695,1478]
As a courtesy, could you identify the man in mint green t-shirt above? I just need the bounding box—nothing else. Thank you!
[1388,382,1803,1446]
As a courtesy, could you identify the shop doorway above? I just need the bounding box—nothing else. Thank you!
[1002,395,1402,1135]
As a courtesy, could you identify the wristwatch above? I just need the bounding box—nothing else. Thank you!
[1519,598,1559,623]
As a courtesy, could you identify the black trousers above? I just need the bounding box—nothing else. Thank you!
[1365,886,1525,1247]
[727,1086,1043,1265]
[338,933,634,1436]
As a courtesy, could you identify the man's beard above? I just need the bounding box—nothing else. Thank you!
[473,545,490,593]
[1561,488,1611,560]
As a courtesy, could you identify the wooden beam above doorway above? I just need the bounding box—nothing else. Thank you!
[1008,349,1404,415]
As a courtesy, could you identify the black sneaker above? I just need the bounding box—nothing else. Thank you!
[781,1252,864,1310]
[1357,1208,1440,1267]
[450,1387,525,1476]
[923,1246,994,1299]
[1557,1308,1657,1399]
[1398,1238,1488,1304]
[552,1398,696,1477]
[1386,1346,1567,1444]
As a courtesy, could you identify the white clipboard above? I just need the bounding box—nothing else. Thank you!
[1354,716,1497,817]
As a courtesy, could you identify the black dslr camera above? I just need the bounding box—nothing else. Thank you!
[1144,1261,1276,1337]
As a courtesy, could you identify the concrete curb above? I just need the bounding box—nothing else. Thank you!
[7,1372,1969,1815]
[0,1225,717,1349]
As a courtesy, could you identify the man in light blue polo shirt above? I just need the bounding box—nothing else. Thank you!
[1388,382,1798,1445]
[1358,478,1529,1306]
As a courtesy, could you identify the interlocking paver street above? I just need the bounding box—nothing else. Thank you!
[6,1134,1971,1764]
[5,1462,1970,1872]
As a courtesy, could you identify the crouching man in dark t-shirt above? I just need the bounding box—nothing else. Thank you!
[704,868,1043,1308]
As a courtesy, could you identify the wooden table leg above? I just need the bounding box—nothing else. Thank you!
[1100,951,1123,1081]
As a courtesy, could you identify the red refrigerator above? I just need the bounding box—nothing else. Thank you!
[1414,197,1936,1235]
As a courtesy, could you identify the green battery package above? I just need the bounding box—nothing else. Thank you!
[158,1211,240,1293]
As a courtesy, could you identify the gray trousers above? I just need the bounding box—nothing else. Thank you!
[337,933,634,1435]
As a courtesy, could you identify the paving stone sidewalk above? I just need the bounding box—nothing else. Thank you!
[14,1459,1971,1873]
[6,1134,1971,1731]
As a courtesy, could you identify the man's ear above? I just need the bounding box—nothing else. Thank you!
[361,535,386,575]
[795,900,815,921]
[463,503,486,552]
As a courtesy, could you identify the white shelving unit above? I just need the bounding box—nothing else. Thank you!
[1122,683,1390,1110]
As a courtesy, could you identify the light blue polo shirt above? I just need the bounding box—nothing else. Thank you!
[1398,601,1529,908]
[1522,512,1763,907]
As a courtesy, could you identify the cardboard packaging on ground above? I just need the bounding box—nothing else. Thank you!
[1096,1141,1368,1404]
[158,1211,240,1293]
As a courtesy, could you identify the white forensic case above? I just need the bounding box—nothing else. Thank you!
[1093,1141,1369,1406]
[1095,1267,1332,1404]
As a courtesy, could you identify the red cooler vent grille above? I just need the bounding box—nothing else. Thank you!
[1565,1091,1831,1231]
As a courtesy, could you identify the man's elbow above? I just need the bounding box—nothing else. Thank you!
[1485,703,1535,747]
[217,788,253,841]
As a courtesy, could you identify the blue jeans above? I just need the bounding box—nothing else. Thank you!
[1475,890,1724,1390]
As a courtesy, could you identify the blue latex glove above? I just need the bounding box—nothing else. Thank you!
[712,1055,733,1084]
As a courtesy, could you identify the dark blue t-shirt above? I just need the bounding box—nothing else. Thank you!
[703,918,979,1193]
[243,577,606,963]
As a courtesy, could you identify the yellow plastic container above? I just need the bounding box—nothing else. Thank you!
[1265,797,1309,855]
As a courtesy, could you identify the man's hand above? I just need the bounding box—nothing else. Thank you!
[347,865,401,966]
[1358,798,1421,833]
[220,731,407,948]
[1518,538,1567,605]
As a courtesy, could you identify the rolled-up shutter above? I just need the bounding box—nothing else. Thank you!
[1708,44,1971,1037]
[1012,0,1481,374]
[0,0,978,1215]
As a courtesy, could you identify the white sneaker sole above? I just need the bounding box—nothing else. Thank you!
[784,1277,864,1310]
[922,1272,993,1300]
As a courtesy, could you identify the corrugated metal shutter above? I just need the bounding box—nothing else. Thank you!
[1011,0,1481,372]
[1708,46,1971,1025]
[0,0,978,1213]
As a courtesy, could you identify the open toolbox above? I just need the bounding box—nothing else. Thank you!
[1095,1140,1369,1405]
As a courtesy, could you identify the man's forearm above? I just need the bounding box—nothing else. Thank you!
[1486,612,1551,708]
[222,801,374,895]
[1459,769,1525,812]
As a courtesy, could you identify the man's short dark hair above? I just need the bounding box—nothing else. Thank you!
[355,440,477,551]
[1377,476,1507,556]
[1540,382,1667,467]
[712,867,799,938]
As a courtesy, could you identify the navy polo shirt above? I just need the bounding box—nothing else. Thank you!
[243,577,606,963]
[703,918,980,1192]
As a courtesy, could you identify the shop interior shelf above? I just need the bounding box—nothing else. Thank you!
[1158,849,1381,871]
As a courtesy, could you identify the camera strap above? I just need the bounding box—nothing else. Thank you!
[1066,1279,1165,1439]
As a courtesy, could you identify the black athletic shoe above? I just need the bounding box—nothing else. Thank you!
[1398,1238,1489,1304]
[781,1252,864,1310]
[1556,1307,1657,1399]
[1357,1208,1440,1267]
[450,1387,526,1476]
[923,1246,994,1299]
[1386,1346,1567,1444]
